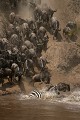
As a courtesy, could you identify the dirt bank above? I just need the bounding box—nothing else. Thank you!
[41,0,80,86]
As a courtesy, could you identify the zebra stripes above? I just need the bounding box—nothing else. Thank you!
[28,90,42,99]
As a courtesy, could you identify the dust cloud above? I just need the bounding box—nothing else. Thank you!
[41,0,54,8]
[18,1,34,20]
[18,0,55,20]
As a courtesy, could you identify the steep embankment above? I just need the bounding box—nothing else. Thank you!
[42,0,80,85]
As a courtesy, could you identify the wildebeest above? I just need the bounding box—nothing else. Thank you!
[10,34,19,46]
[24,40,34,49]
[34,6,42,22]
[21,23,29,40]
[49,17,61,39]
[41,10,49,24]
[47,7,57,20]
[47,82,70,95]
[29,32,37,46]
[31,68,51,86]
[0,68,13,86]
[0,38,8,50]
[63,21,77,40]
[33,4,57,26]
[38,26,47,38]
[66,21,77,30]
[0,57,13,69]
[63,27,72,40]
[24,59,35,76]
[28,19,37,33]
[28,48,37,60]
[37,56,48,70]
[11,63,23,82]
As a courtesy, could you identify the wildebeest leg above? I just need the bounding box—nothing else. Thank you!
[29,79,34,87]
[10,75,13,84]
[43,75,50,84]
[53,31,56,40]
[66,85,70,91]
[7,76,13,85]
[1,79,4,87]
[66,35,71,42]
[63,32,70,42]
[18,76,22,82]
[25,69,30,77]
[31,67,35,75]
[39,78,44,85]
[53,30,58,40]
[7,76,11,82]
[13,74,16,82]
[45,78,50,84]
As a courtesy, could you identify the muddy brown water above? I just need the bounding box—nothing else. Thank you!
[0,94,80,120]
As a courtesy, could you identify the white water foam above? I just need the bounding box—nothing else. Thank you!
[19,94,29,100]
[62,90,80,105]
[19,87,80,106]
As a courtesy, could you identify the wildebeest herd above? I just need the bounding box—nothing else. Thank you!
[0,1,76,95]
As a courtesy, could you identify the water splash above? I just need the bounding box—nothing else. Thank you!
[62,90,80,105]
[19,87,80,106]
[19,94,29,100]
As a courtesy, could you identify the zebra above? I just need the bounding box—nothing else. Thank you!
[28,90,42,99]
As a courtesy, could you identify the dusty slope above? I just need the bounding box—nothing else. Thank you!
[42,0,80,85]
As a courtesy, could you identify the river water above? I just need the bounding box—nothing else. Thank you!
[0,89,80,120]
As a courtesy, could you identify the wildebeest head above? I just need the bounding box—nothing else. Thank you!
[57,82,70,92]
